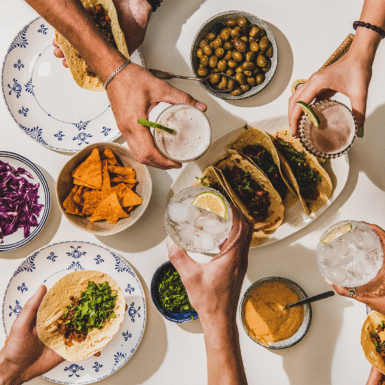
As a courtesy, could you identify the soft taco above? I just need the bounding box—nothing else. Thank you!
[55,0,130,91]
[361,311,385,374]
[37,270,125,362]
[226,127,298,210]
[214,153,284,237]
[271,129,333,215]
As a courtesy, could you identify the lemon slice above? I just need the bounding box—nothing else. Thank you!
[297,101,320,127]
[192,192,227,218]
[321,223,353,244]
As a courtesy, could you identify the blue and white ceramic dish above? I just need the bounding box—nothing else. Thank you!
[151,261,198,323]
[2,17,145,153]
[2,241,146,384]
[0,151,50,252]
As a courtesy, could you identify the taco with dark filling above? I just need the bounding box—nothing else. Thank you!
[37,270,125,362]
[55,0,129,91]
[271,129,333,215]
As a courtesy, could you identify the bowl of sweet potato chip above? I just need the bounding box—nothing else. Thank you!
[56,143,152,235]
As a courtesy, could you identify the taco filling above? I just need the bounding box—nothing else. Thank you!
[222,167,270,223]
[56,281,117,347]
[242,144,288,200]
[273,139,321,201]
[370,320,385,356]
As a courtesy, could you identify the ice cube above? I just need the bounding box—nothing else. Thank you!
[352,228,377,250]
[176,224,195,244]
[333,240,357,260]
[193,232,215,251]
[194,213,228,235]
[346,260,365,282]
[327,266,347,285]
[168,203,193,223]
[365,249,380,268]
[356,256,377,277]
[320,244,338,267]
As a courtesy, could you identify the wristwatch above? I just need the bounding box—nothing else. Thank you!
[146,0,163,12]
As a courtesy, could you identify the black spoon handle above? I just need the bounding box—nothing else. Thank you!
[285,290,335,309]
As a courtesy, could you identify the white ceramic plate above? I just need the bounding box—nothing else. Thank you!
[2,17,145,153]
[0,151,50,252]
[2,241,146,384]
[172,124,349,247]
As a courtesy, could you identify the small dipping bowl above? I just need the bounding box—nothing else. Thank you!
[151,261,198,323]
[240,277,312,349]
[299,99,357,159]
[153,104,211,163]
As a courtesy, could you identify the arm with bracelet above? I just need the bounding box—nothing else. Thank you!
[288,0,385,137]
[26,0,207,170]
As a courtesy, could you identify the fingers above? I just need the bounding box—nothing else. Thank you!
[366,366,384,385]
[350,92,367,133]
[161,86,207,112]
[52,39,68,68]
[166,237,196,277]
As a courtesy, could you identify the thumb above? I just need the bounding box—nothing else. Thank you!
[162,86,207,112]
[350,92,367,137]
[366,366,384,385]
[166,237,196,277]
[17,285,47,330]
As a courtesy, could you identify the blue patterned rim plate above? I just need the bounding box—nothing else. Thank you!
[2,17,145,153]
[151,261,198,323]
[0,151,50,252]
[239,277,312,349]
[2,241,146,384]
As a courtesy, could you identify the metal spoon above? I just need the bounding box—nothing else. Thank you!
[149,69,237,93]
[285,290,335,309]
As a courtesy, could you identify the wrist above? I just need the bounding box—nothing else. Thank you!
[0,354,22,385]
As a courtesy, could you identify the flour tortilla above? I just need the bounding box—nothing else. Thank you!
[272,129,333,215]
[37,270,125,362]
[55,0,129,92]
[361,311,385,375]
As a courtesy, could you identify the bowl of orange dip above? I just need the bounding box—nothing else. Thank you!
[240,277,312,349]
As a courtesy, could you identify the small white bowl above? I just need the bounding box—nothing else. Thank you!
[56,142,152,235]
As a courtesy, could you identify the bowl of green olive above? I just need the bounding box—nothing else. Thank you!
[190,11,278,100]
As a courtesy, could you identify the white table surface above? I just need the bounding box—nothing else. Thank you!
[1,0,385,384]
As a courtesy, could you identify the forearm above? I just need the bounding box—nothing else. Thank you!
[24,0,126,81]
[0,354,22,385]
[202,317,247,385]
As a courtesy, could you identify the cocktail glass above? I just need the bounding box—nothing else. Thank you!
[299,99,357,159]
[316,220,383,287]
[164,186,233,253]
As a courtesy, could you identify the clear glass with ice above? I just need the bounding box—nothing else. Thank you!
[164,186,233,253]
[316,220,383,287]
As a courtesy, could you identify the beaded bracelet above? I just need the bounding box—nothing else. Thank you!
[146,0,163,12]
[353,21,385,39]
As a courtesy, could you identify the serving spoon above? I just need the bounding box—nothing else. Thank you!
[285,290,335,309]
[149,69,237,93]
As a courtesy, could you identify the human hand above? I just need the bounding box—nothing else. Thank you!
[327,223,385,314]
[0,286,64,384]
[288,49,372,136]
[366,366,385,385]
[166,206,253,324]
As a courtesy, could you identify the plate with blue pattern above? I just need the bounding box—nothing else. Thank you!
[2,241,146,384]
[0,151,50,252]
[2,17,145,152]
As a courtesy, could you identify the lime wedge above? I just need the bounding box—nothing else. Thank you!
[137,119,176,134]
[192,192,227,218]
[296,101,320,127]
[321,223,353,244]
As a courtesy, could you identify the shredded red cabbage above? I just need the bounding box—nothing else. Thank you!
[0,160,44,240]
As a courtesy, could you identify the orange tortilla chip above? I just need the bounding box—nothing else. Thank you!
[111,183,142,207]
[73,185,86,205]
[63,186,83,216]
[108,165,136,179]
[72,148,102,189]
[101,160,111,192]
[81,189,104,216]
[102,149,118,166]
[90,192,130,224]
[110,176,137,185]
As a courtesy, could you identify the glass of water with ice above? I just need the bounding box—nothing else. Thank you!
[316,220,384,287]
[165,186,233,253]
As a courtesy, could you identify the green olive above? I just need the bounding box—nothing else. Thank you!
[196,48,203,59]
[215,47,225,58]
[242,61,255,70]
[245,51,256,62]
[205,32,216,41]
[230,29,241,39]
[253,68,260,76]
[197,67,209,77]
[235,73,247,85]
[240,84,250,92]
[220,29,230,41]
[235,65,244,74]
[240,36,248,43]
[250,41,259,52]
[233,38,247,53]
[250,26,261,38]
[228,59,238,69]
[217,60,228,72]
[226,68,234,76]
[209,56,218,68]
[200,55,209,67]
[209,73,221,84]
[256,73,265,85]
[213,38,223,49]
[224,50,233,61]
[231,87,243,96]
[232,51,243,62]
[202,45,213,56]
[256,54,268,67]
[265,46,273,58]
[261,59,271,72]
[236,17,247,27]
[243,70,253,77]
[259,36,270,52]
[199,39,209,48]
[247,76,256,86]
[225,19,237,28]
[218,76,228,90]
[227,78,237,91]
[210,41,216,48]
[249,36,256,43]
[223,41,233,51]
